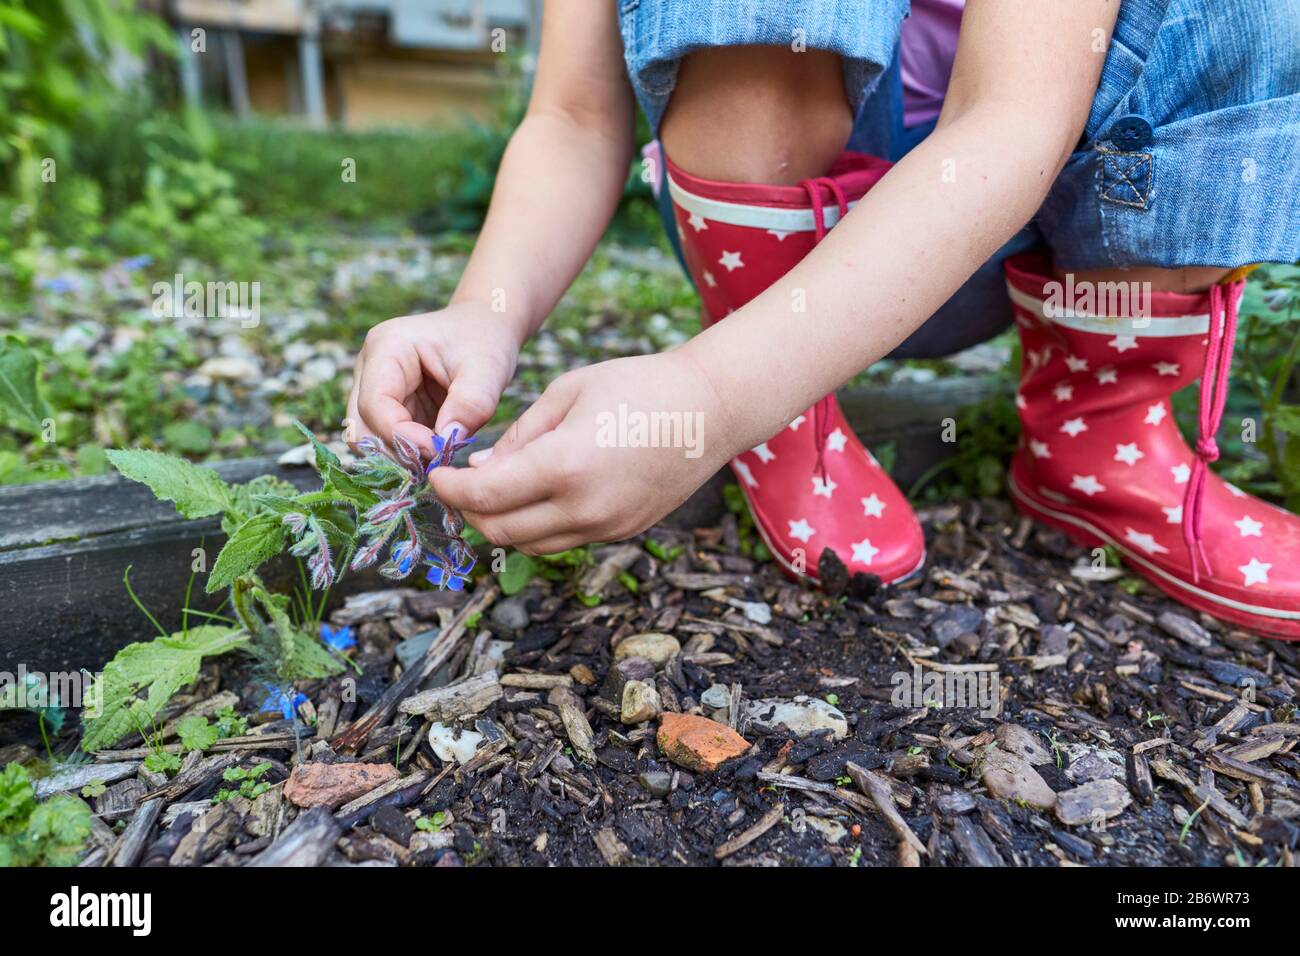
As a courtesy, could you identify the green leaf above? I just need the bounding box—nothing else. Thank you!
[162,420,214,454]
[107,448,235,519]
[207,513,286,593]
[498,551,534,595]
[177,715,218,751]
[294,420,341,473]
[80,626,249,752]
[0,335,52,434]
[1271,405,1300,437]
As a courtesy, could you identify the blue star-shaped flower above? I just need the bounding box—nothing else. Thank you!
[259,684,308,719]
[319,622,356,651]
[425,428,475,473]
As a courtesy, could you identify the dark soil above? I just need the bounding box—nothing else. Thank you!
[19,496,1300,867]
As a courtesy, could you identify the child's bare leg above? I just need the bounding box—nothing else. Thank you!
[660,46,852,185]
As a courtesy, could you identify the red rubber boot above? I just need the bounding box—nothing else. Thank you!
[1005,251,1300,639]
[666,152,926,584]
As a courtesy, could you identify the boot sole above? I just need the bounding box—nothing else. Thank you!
[741,478,928,589]
[1008,470,1300,641]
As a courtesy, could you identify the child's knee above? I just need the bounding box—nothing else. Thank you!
[660,46,853,185]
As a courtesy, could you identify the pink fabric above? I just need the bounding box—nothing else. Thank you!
[899,0,965,128]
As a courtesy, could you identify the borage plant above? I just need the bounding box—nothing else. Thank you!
[86,423,478,751]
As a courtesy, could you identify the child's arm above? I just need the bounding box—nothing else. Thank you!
[346,0,635,452]
[432,0,1121,553]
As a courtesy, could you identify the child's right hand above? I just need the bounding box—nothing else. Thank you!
[345,302,520,454]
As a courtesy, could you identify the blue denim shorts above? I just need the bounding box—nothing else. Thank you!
[621,0,1300,356]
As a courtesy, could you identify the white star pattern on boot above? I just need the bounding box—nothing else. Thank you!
[703,270,717,288]
[825,428,847,452]
[788,518,815,543]
[1153,361,1180,376]
[719,250,744,272]
[811,475,837,499]
[1114,442,1144,466]
[751,442,775,464]
[1125,527,1169,555]
[734,460,758,487]
[1162,505,1183,524]
[1226,483,1247,498]
[851,538,879,566]
[1015,392,1027,410]
[766,229,792,241]
[788,415,806,431]
[860,493,885,518]
[1065,355,1089,373]
[1030,439,1051,459]
[1144,403,1166,426]
[1118,528,1170,556]
[1071,475,1105,496]
[1061,417,1088,437]
[1234,515,1262,537]
[688,212,708,232]
[1095,367,1119,385]
[1171,463,1191,484]
[1239,558,1270,587]
[1108,335,1138,352]
[1053,384,1074,402]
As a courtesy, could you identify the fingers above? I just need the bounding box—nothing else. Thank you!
[434,354,508,439]
[471,373,579,466]
[464,500,587,550]
[429,432,561,515]
[356,351,423,451]
[517,534,595,557]
[344,355,376,451]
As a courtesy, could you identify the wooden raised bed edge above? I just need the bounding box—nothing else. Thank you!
[0,377,1004,673]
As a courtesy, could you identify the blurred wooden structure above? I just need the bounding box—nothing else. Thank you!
[170,0,540,128]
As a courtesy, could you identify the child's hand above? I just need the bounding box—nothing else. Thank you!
[346,302,521,453]
[429,350,738,554]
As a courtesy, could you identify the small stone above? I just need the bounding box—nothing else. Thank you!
[638,771,673,798]
[729,599,772,625]
[614,632,680,667]
[394,628,439,671]
[805,815,848,845]
[657,713,751,773]
[370,805,415,847]
[284,762,400,809]
[700,684,732,710]
[1038,625,1072,657]
[490,596,530,632]
[620,680,662,724]
[569,663,597,686]
[994,723,1053,766]
[928,605,985,648]
[197,356,260,382]
[603,656,655,703]
[934,789,977,816]
[980,749,1057,810]
[1055,778,1132,826]
[1063,745,1126,784]
[743,696,848,741]
[427,722,484,765]
[1157,610,1213,649]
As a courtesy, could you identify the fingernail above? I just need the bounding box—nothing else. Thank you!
[440,421,466,440]
[468,447,493,466]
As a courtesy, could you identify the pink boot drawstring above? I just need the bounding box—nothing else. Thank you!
[1182,279,1245,582]
[799,176,849,479]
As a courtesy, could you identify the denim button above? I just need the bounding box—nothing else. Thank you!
[1109,115,1154,151]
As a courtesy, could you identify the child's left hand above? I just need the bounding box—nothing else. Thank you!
[428,349,740,554]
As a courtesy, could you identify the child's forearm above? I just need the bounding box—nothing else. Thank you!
[450,110,635,347]
[689,103,1072,445]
